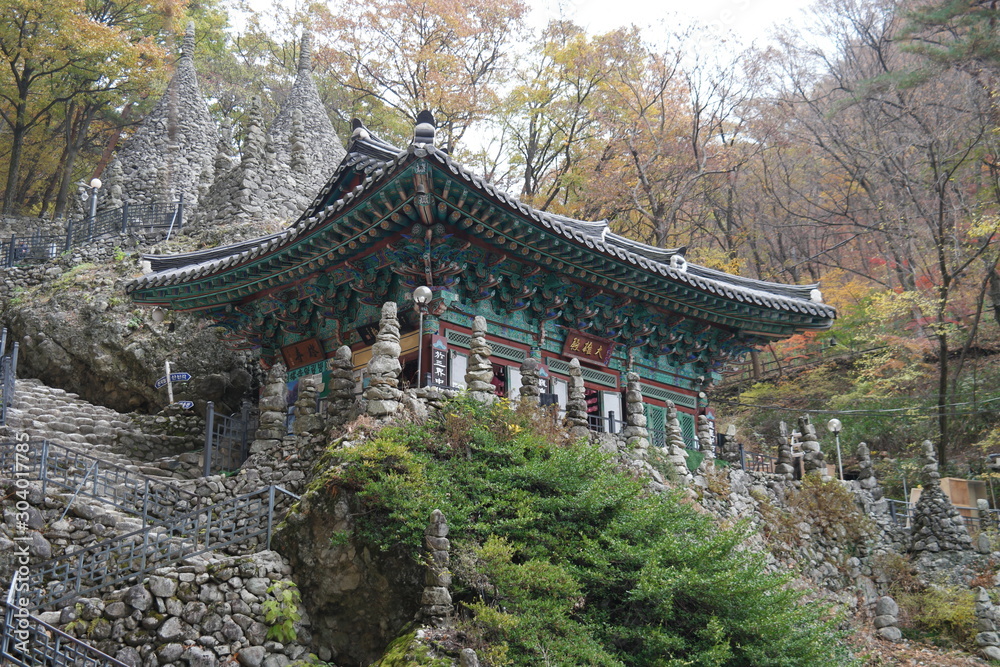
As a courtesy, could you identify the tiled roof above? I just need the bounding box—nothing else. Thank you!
[129,119,835,323]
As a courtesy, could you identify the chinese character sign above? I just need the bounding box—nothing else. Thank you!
[561,331,615,366]
[281,338,325,371]
[431,335,448,387]
[537,364,549,392]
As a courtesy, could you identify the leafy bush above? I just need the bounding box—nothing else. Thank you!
[263,581,302,643]
[898,585,976,649]
[314,396,856,666]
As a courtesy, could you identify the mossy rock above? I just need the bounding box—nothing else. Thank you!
[373,631,454,667]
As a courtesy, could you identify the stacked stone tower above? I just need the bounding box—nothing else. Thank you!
[103,23,217,213]
[265,33,345,197]
[194,32,345,227]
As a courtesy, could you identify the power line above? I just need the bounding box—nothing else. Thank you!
[717,393,1000,418]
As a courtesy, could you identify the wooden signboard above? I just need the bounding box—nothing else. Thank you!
[562,331,615,366]
[281,338,324,371]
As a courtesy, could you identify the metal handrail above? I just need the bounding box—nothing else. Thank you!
[885,499,1000,532]
[738,444,778,474]
[0,440,201,527]
[2,573,129,667]
[22,484,299,610]
[2,199,182,267]
[586,411,619,435]
[0,340,17,426]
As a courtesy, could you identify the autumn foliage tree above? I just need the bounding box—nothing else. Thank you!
[0,0,177,215]
[313,0,527,154]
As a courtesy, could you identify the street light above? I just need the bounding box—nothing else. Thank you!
[827,418,843,481]
[413,285,433,388]
[86,177,102,242]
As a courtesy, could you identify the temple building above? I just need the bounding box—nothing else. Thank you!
[126,113,835,447]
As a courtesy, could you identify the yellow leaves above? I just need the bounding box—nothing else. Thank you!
[968,212,1000,239]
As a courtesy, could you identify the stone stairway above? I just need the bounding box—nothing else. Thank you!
[9,378,199,479]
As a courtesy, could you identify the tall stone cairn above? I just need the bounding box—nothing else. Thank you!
[719,424,741,466]
[774,421,796,480]
[464,316,496,404]
[421,510,453,625]
[921,439,941,483]
[975,587,1000,661]
[292,375,323,435]
[519,357,540,407]
[798,415,826,476]
[696,414,715,460]
[105,160,125,210]
[364,302,403,418]
[192,95,269,228]
[976,500,994,554]
[873,596,902,642]
[252,362,288,452]
[622,373,650,456]
[856,442,882,500]
[326,345,356,427]
[265,32,345,195]
[979,498,998,534]
[665,401,693,483]
[103,22,217,213]
[909,440,973,553]
[564,358,590,439]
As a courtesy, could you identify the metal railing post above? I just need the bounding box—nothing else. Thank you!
[40,440,49,498]
[121,203,129,234]
[142,477,150,528]
[240,401,251,464]
[738,444,746,471]
[1,327,7,358]
[204,401,215,477]
[166,195,182,241]
[7,236,15,267]
[608,411,616,434]
[266,485,276,550]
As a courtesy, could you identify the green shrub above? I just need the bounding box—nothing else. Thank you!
[312,397,856,666]
[898,585,976,649]
[262,581,302,643]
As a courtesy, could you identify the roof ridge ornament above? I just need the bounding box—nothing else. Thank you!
[414,110,435,146]
[351,118,371,142]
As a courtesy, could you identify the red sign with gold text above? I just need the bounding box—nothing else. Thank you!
[561,331,615,366]
[281,338,325,371]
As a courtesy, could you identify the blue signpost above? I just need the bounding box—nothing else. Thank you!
[154,372,192,389]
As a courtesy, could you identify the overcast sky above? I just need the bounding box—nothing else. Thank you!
[529,0,818,45]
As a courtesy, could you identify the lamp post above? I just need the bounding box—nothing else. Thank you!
[827,418,843,481]
[413,285,433,388]
[86,177,102,242]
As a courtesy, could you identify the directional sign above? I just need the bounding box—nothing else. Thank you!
[154,372,192,389]
[176,401,194,409]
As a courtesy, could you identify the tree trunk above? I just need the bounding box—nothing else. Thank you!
[54,105,95,220]
[990,270,1000,328]
[2,119,28,215]
[937,331,949,469]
